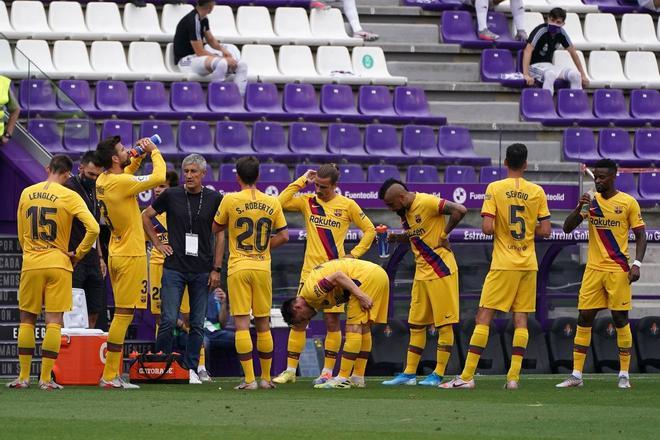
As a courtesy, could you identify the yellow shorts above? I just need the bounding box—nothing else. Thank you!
[480,270,537,313]
[149,263,190,314]
[409,273,459,327]
[18,268,72,315]
[109,255,147,309]
[298,280,344,314]
[345,266,389,325]
[579,268,631,311]
[228,269,272,317]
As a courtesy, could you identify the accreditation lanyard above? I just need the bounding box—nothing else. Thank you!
[185,188,204,257]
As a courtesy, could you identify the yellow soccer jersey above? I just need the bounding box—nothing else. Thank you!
[279,175,376,279]
[146,212,168,265]
[402,192,457,281]
[17,181,99,272]
[583,191,644,273]
[214,188,287,275]
[481,178,551,271]
[300,259,377,310]
[96,150,166,257]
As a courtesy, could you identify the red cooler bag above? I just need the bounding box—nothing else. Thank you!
[128,352,190,383]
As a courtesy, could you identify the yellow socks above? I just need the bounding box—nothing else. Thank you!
[18,323,35,382]
[403,325,426,375]
[352,332,372,378]
[460,324,489,382]
[435,325,454,377]
[40,323,62,383]
[572,325,591,377]
[507,328,529,382]
[323,330,342,373]
[199,345,206,371]
[257,330,274,381]
[236,329,255,384]
[338,331,361,379]
[616,323,632,375]
[286,328,306,371]
[102,313,134,381]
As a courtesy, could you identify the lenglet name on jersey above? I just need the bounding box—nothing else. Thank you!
[236,202,274,215]
[589,217,621,228]
[505,190,529,200]
[28,192,58,203]
[309,215,341,228]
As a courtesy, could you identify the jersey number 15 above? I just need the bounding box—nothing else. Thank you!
[26,206,58,242]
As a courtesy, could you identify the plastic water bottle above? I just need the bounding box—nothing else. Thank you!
[129,134,162,157]
[581,188,595,215]
[376,224,389,259]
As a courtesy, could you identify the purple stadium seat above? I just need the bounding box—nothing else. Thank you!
[582,0,638,13]
[485,12,525,50]
[219,164,238,182]
[562,128,602,164]
[394,87,446,125]
[634,129,660,164]
[171,82,209,118]
[444,165,476,183]
[407,165,439,183]
[289,123,328,160]
[557,89,602,127]
[283,83,330,121]
[403,0,467,10]
[441,11,490,49]
[364,124,407,163]
[133,81,173,118]
[259,163,290,182]
[320,84,371,123]
[614,172,651,206]
[27,119,64,154]
[639,172,660,202]
[520,89,563,126]
[139,121,178,156]
[139,161,175,177]
[593,89,641,127]
[480,166,506,183]
[338,164,365,183]
[438,126,490,165]
[215,121,254,158]
[57,80,96,113]
[19,80,57,114]
[101,120,134,146]
[367,165,400,183]
[480,49,525,87]
[598,128,647,167]
[178,121,215,156]
[402,125,437,159]
[207,82,253,120]
[326,123,369,160]
[245,83,289,120]
[95,81,136,117]
[252,121,293,160]
[358,86,410,124]
[63,119,99,153]
[294,163,320,179]
[630,89,660,127]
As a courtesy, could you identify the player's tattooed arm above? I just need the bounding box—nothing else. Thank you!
[442,200,467,237]
[563,192,591,233]
[325,272,372,311]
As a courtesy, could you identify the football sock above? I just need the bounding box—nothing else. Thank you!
[154,323,159,341]
[403,325,426,375]
[286,328,306,371]
[198,346,206,372]
[352,332,372,378]
[338,331,361,380]
[616,323,632,376]
[235,330,255,383]
[323,330,342,372]
[103,313,133,381]
[40,323,62,383]
[257,330,274,381]
[461,324,489,382]
[507,328,529,382]
[18,323,35,382]
[475,0,489,32]
[572,325,591,378]
[509,0,525,32]
[435,325,454,377]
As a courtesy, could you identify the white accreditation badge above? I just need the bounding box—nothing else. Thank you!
[185,233,199,256]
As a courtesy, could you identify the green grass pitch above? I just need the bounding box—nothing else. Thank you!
[2,375,659,440]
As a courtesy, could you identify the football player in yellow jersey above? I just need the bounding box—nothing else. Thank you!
[273,164,376,386]
[95,135,166,389]
[280,258,389,389]
[557,159,646,389]
[8,155,99,390]
[441,143,551,390]
[213,156,289,390]
[379,178,467,387]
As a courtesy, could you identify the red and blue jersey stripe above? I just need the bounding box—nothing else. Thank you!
[151,217,167,234]
[596,228,630,272]
[308,198,339,260]
[410,236,451,278]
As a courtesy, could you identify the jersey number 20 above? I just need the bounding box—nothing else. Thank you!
[236,217,273,252]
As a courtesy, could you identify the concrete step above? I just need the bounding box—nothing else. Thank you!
[358,0,403,7]
[388,61,479,82]
[430,101,521,124]
[360,23,439,44]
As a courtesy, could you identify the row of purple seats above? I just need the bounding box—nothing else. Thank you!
[521,89,660,127]
[27,119,489,164]
[615,172,660,207]
[562,127,658,166]
[18,80,445,125]
[45,1,312,6]
[441,11,525,50]
[583,0,653,13]
[403,0,468,10]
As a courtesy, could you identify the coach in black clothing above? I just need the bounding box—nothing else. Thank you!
[64,151,106,329]
[142,153,223,381]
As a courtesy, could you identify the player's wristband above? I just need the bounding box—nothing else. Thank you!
[632,260,642,268]
[214,266,223,273]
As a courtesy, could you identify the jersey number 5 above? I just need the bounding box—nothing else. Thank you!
[509,205,525,240]
[236,217,273,252]
[26,206,57,242]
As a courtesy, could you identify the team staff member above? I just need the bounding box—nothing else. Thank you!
[64,151,107,329]
[8,155,99,390]
[96,136,166,389]
[273,165,375,386]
